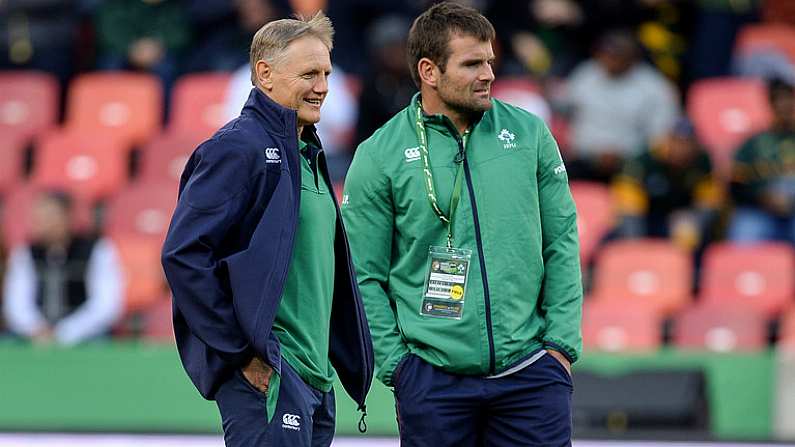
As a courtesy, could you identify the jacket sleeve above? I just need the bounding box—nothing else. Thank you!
[161,140,255,367]
[536,123,583,363]
[341,145,409,387]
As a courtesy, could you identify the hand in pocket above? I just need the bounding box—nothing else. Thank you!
[241,356,273,393]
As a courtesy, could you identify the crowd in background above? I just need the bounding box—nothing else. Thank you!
[0,0,793,345]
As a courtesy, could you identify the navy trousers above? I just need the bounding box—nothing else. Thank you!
[394,352,573,447]
[215,360,335,447]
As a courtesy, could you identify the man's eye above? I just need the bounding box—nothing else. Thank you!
[301,73,314,79]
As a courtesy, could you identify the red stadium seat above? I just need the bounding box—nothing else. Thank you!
[687,78,771,176]
[570,181,613,265]
[138,132,201,188]
[700,242,795,317]
[31,131,128,203]
[105,182,176,242]
[591,239,693,315]
[65,71,162,148]
[735,23,795,65]
[0,134,26,196]
[169,73,231,139]
[1,185,92,250]
[582,300,662,352]
[0,71,58,140]
[673,302,768,352]
[112,234,167,313]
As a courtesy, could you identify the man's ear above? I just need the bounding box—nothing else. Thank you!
[255,60,274,91]
[418,57,439,89]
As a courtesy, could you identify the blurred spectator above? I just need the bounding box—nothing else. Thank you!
[326,0,419,77]
[1,191,123,345]
[183,0,287,73]
[0,0,84,86]
[612,117,722,252]
[93,0,191,113]
[563,30,679,182]
[686,0,759,83]
[354,14,414,146]
[728,78,795,244]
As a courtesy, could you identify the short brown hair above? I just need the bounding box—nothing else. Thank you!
[249,11,334,85]
[407,2,495,88]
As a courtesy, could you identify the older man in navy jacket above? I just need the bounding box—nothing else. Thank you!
[161,12,373,447]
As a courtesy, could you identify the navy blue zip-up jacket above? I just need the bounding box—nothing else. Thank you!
[161,88,374,412]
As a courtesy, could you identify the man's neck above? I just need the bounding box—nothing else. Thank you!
[420,90,472,135]
[297,125,304,140]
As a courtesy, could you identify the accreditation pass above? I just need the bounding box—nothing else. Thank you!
[420,246,472,319]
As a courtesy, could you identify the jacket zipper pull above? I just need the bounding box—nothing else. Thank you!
[454,139,466,163]
[357,404,368,433]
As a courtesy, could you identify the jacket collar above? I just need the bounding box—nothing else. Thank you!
[242,88,297,138]
[409,92,488,138]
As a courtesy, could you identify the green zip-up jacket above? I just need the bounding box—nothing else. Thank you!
[342,94,582,386]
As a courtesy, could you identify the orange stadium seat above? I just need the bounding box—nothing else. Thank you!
[582,300,662,352]
[141,294,175,342]
[105,182,176,242]
[65,71,162,148]
[31,131,128,203]
[591,239,693,315]
[0,71,58,140]
[1,185,92,250]
[570,181,613,265]
[0,134,26,196]
[138,132,201,187]
[700,242,795,317]
[112,234,167,313]
[673,302,768,352]
[779,307,795,347]
[169,73,231,139]
[735,23,795,65]
[687,77,771,176]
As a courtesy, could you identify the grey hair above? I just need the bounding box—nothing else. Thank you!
[249,11,334,85]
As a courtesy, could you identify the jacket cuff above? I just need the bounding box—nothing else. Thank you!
[544,340,578,364]
[378,349,411,388]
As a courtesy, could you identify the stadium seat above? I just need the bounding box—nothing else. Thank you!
[591,239,692,315]
[112,234,167,313]
[31,130,128,203]
[65,71,162,148]
[779,307,795,346]
[0,134,26,196]
[491,77,550,122]
[1,185,92,250]
[687,77,771,176]
[0,71,58,140]
[700,242,795,317]
[169,73,231,139]
[138,132,201,188]
[104,182,176,242]
[570,181,614,265]
[673,302,768,352]
[582,300,663,352]
[735,23,795,66]
[140,294,175,342]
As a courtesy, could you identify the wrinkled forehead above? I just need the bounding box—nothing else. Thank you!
[446,32,494,61]
[279,36,332,71]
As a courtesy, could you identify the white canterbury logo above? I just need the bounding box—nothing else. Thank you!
[282,413,301,431]
[265,147,281,163]
[554,164,566,175]
[404,147,420,162]
[341,194,350,206]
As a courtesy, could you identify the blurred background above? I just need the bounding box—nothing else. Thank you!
[0,0,793,445]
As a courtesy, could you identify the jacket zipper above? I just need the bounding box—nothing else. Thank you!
[456,137,496,375]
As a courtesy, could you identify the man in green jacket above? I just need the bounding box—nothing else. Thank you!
[342,2,582,446]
